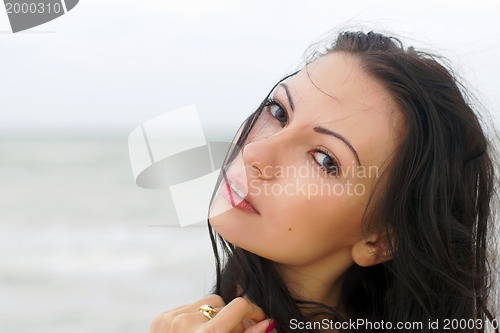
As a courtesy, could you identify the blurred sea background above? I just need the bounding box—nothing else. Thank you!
[0,135,218,333]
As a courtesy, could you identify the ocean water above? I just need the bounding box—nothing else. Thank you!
[1,136,498,333]
[0,137,216,333]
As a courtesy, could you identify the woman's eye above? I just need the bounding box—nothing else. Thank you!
[312,150,340,176]
[269,103,288,126]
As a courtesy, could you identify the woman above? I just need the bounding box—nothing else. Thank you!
[150,31,498,332]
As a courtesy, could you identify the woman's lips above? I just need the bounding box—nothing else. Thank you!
[219,178,260,215]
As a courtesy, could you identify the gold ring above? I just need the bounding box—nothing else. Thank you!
[199,304,217,320]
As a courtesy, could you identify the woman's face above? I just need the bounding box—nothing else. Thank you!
[209,52,403,268]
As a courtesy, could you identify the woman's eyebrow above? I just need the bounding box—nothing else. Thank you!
[314,126,362,167]
[279,83,295,111]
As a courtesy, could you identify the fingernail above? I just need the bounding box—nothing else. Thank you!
[265,320,275,333]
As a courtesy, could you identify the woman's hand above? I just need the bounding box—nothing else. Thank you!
[149,294,273,333]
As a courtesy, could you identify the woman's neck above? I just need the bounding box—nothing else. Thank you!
[277,248,354,308]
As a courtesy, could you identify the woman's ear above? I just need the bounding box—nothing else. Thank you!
[351,232,394,267]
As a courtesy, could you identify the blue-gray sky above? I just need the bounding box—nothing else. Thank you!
[1,0,499,139]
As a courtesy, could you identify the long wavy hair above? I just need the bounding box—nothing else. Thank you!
[207,31,498,333]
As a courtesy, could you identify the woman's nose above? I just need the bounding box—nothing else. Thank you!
[242,131,289,181]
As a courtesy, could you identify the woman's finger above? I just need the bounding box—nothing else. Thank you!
[203,297,267,333]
